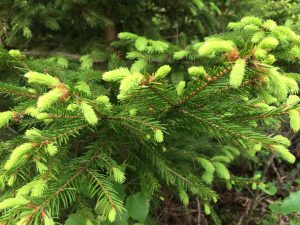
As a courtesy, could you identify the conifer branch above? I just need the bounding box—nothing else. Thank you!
[0,82,38,98]
[148,85,175,106]
[23,51,106,64]
[0,15,299,225]
[178,109,271,145]
[178,66,232,105]
[87,169,118,209]
[25,146,106,221]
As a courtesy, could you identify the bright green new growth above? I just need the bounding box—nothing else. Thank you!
[108,208,116,222]
[263,54,276,65]
[251,31,265,43]
[31,180,47,196]
[0,197,29,210]
[118,73,144,100]
[154,129,164,143]
[25,107,39,117]
[288,109,300,132]
[229,58,246,88]
[37,88,64,111]
[266,68,288,101]
[8,49,22,59]
[289,46,300,60]
[112,167,126,184]
[135,37,148,51]
[254,48,267,59]
[273,135,291,147]
[75,81,91,96]
[16,217,28,225]
[24,71,60,87]
[96,95,110,104]
[258,37,279,49]
[129,108,138,116]
[80,102,98,125]
[173,50,189,60]
[0,111,14,128]
[36,161,48,174]
[262,19,277,31]
[80,55,93,70]
[188,66,206,77]
[197,158,215,172]
[228,16,262,30]
[243,24,260,31]
[16,179,47,198]
[286,95,300,106]
[17,179,43,197]
[56,56,69,68]
[102,68,132,81]
[44,215,55,225]
[96,95,112,110]
[198,40,235,57]
[204,203,211,215]
[25,128,42,140]
[4,143,34,171]
[273,145,296,164]
[283,76,299,94]
[179,187,189,205]
[197,158,215,184]
[253,102,271,111]
[36,113,50,120]
[46,143,58,156]
[213,162,230,180]
[154,65,171,80]
[16,182,33,197]
[118,32,138,40]
[66,103,78,112]
[176,81,186,96]
[203,170,215,184]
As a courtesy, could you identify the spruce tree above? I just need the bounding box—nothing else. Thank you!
[0,14,300,225]
[0,0,226,48]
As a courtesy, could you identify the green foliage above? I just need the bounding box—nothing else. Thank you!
[80,55,93,71]
[154,65,171,80]
[188,66,206,77]
[125,192,150,223]
[179,187,190,206]
[65,209,97,225]
[289,109,300,132]
[80,101,99,125]
[103,68,132,82]
[0,13,300,225]
[229,58,246,88]
[154,129,164,143]
[0,111,13,128]
[270,190,300,215]
[37,88,64,111]
[176,81,186,96]
[0,197,29,210]
[4,143,34,171]
[198,40,235,57]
